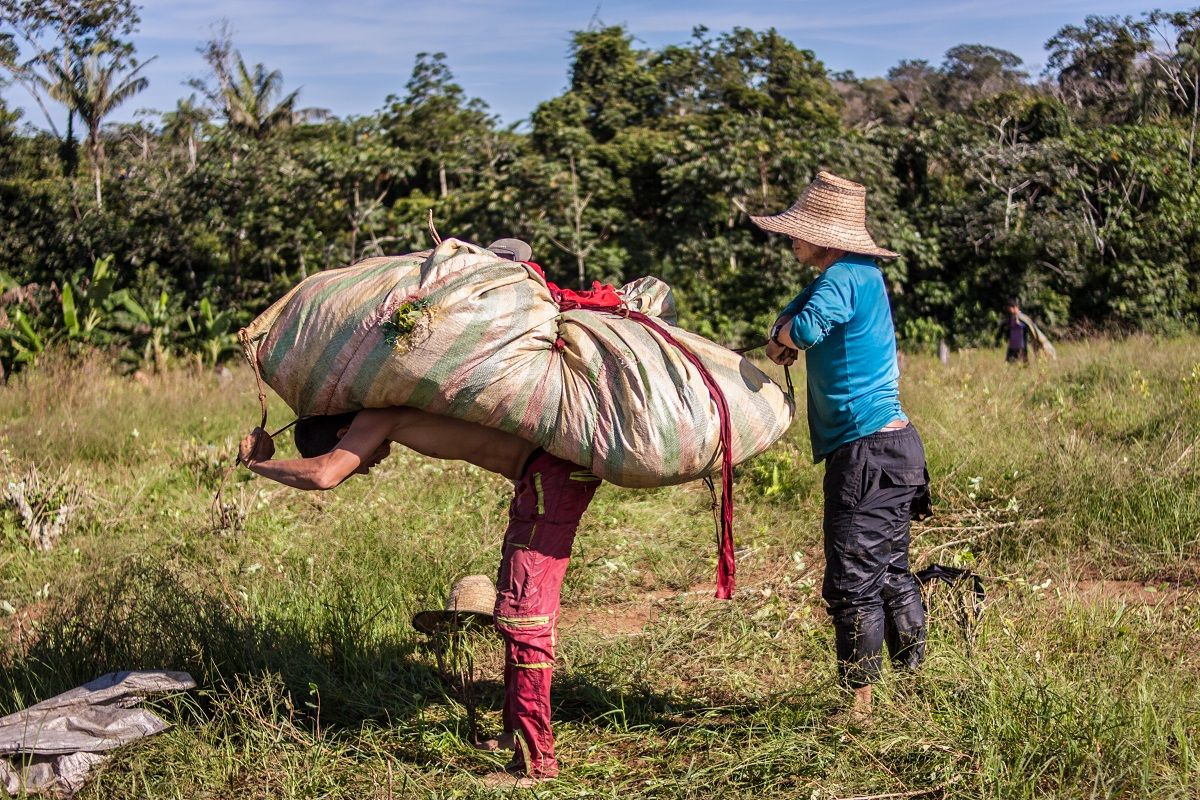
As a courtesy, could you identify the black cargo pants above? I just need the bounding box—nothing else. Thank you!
[822,424,931,688]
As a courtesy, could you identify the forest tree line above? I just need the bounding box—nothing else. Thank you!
[1,1,1199,370]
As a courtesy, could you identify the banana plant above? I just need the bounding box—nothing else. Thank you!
[0,308,46,365]
[112,287,178,371]
[185,296,238,366]
[61,254,121,345]
[0,273,46,368]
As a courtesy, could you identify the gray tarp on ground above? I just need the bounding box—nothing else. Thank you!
[0,670,196,796]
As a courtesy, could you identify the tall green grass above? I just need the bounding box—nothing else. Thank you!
[0,339,1195,798]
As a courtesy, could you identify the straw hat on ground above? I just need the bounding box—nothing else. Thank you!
[412,575,498,635]
[749,171,898,259]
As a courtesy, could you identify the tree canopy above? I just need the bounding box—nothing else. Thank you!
[0,5,1198,371]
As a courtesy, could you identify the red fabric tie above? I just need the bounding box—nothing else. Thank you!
[528,266,737,599]
[624,311,737,600]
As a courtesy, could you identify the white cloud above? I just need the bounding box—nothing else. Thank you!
[3,0,1157,126]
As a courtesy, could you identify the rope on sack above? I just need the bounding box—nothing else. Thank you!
[622,310,738,599]
[632,325,795,595]
[210,329,277,529]
[551,284,793,599]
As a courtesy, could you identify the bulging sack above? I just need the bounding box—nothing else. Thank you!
[242,239,794,488]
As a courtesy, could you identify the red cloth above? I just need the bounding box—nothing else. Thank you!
[522,262,625,312]
[494,450,601,777]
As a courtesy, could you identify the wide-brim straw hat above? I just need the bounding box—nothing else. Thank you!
[749,171,898,259]
[412,574,497,635]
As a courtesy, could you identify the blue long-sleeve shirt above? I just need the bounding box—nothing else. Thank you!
[779,253,906,462]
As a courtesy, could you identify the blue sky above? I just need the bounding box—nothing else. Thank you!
[3,0,1171,131]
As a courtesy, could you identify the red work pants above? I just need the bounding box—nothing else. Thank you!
[494,450,600,778]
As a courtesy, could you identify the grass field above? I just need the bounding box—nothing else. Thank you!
[0,336,1196,798]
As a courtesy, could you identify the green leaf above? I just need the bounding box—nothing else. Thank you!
[93,254,113,284]
[117,293,149,324]
[61,282,79,337]
[11,309,43,354]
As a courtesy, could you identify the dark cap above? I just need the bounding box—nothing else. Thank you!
[487,238,533,262]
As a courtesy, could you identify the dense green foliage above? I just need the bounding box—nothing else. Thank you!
[2,4,1200,370]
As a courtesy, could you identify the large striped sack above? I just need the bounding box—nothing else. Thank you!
[242,238,795,489]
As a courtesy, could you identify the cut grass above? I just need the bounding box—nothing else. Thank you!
[0,338,1196,798]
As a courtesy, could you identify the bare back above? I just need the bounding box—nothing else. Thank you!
[382,407,539,480]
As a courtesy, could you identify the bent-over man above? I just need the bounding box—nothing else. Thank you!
[239,242,597,786]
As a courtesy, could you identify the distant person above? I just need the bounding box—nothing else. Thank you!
[1001,297,1056,363]
[938,340,951,366]
[240,239,599,788]
[750,172,931,723]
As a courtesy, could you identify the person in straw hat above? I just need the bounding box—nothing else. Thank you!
[750,171,932,722]
[238,240,601,787]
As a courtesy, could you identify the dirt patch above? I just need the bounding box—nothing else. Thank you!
[1068,580,1195,606]
[640,582,716,602]
[563,582,715,635]
[0,598,51,657]
[562,604,654,635]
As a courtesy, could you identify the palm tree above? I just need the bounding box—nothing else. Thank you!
[222,54,326,139]
[162,95,210,171]
[41,43,154,208]
[224,55,297,138]
[190,25,328,143]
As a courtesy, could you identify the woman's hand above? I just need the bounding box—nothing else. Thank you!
[766,340,797,367]
[238,427,275,465]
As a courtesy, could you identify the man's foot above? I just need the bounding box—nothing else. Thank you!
[478,770,552,788]
[849,684,873,724]
[828,685,873,727]
[472,732,516,752]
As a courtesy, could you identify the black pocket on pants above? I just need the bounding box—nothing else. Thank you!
[880,465,925,487]
[824,447,868,508]
[881,464,932,521]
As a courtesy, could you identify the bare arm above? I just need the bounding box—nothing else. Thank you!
[239,406,537,489]
[239,409,400,490]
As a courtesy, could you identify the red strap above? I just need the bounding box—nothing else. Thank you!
[624,311,736,600]
[531,270,737,598]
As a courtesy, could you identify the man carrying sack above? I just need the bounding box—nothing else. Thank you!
[238,240,599,787]
[750,172,932,722]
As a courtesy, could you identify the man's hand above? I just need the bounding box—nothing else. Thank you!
[766,339,797,366]
[238,427,275,465]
